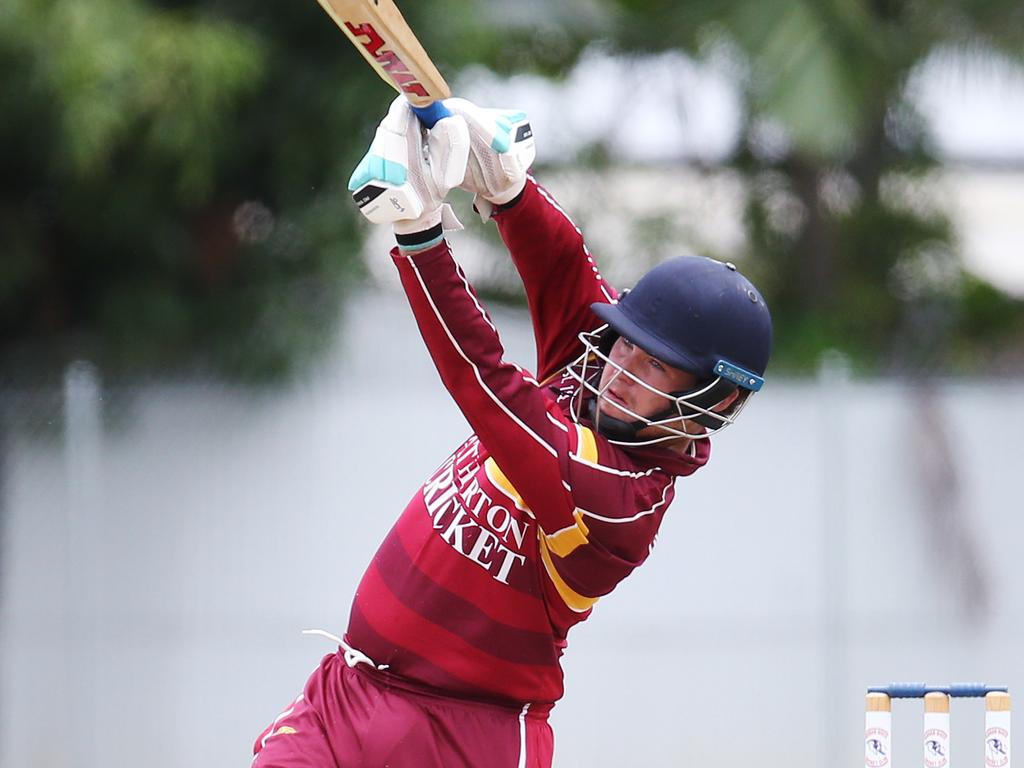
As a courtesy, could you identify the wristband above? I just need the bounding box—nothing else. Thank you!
[395,223,444,251]
[493,185,526,213]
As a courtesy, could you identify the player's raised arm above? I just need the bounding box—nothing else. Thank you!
[445,98,617,382]
[349,95,583,537]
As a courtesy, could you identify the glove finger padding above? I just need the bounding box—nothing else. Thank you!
[444,98,535,207]
[349,97,424,223]
[349,96,470,231]
[393,102,469,235]
[418,110,471,204]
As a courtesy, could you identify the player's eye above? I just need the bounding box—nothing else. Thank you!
[649,358,664,371]
[620,337,634,349]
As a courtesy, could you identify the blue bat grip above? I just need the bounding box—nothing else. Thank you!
[411,101,452,129]
[867,682,1009,698]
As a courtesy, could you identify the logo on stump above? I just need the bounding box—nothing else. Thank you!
[865,728,890,767]
[924,729,949,768]
[986,727,1010,767]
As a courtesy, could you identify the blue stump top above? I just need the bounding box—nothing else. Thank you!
[867,683,1009,699]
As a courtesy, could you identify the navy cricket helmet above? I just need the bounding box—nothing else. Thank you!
[567,255,773,444]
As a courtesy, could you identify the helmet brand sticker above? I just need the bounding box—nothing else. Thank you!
[714,360,764,391]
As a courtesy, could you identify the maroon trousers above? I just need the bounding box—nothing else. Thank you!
[252,652,554,768]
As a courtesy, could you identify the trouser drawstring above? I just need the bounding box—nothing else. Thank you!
[301,628,390,671]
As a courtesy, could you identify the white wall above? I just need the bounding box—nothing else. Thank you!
[2,290,1021,767]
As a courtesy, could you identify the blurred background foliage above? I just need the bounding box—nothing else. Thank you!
[1,0,1023,381]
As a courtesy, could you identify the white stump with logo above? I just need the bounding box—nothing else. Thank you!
[866,693,893,768]
[924,692,951,768]
[986,691,1012,768]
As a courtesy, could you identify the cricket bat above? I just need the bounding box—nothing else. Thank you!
[314,0,452,127]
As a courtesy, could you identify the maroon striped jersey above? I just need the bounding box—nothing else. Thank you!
[345,178,710,712]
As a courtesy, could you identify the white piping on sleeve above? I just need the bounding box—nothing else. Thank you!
[513,362,540,386]
[546,412,569,432]
[533,181,581,233]
[568,453,661,478]
[578,478,674,524]
[448,259,499,335]
[407,256,558,459]
[532,181,614,303]
[544,514,588,538]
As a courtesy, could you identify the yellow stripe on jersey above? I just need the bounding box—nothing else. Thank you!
[488,425,599,557]
[574,424,598,463]
[531,426,600,556]
[485,454,593,607]
[484,456,531,512]
[537,534,599,613]
[542,509,590,557]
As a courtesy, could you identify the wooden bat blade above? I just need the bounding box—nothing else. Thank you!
[315,0,450,108]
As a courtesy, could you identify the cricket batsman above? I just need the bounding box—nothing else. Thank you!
[252,96,773,767]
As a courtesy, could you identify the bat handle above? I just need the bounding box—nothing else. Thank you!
[411,101,452,129]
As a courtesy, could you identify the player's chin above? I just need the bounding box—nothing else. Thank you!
[597,398,635,422]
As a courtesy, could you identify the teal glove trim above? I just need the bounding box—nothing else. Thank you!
[490,119,512,152]
[348,154,408,192]
[488,111,526,153]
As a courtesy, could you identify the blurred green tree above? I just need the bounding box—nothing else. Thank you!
[604,0,1024,372]
[0,0,593,381]
[3,0,1022,380]
[0,0,382,379]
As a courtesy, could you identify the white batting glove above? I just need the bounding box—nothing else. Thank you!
[348,96,470,240]
[443,98,536,220]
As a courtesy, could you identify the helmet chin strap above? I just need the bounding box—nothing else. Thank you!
[587,377,739,441]
[586,397,647,441]
[663,377,738,429]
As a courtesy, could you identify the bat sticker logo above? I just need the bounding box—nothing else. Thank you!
[344,22,430,98]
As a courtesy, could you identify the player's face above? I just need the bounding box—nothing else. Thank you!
[597,336,700,424]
